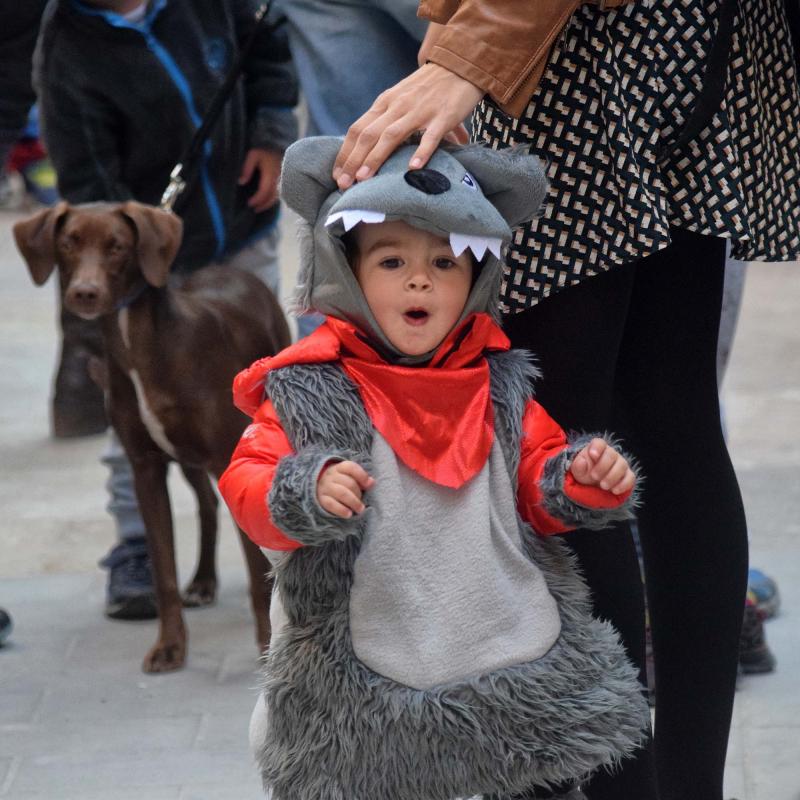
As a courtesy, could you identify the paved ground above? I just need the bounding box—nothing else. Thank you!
[1,206,799,799]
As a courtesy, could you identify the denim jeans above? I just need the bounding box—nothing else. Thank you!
[101,226,282,559]
[275,0,424,137]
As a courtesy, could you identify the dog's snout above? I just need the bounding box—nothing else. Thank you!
[404,168,451,195]
[71,283,100,303]
[65,281,105,318]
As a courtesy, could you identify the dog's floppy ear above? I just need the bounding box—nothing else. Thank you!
[279,136,342,224]
[450,144,549,228]
[119,201,183,287]
[13,201,70,285]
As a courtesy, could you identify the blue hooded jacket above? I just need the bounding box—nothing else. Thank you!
[34,0,298,270]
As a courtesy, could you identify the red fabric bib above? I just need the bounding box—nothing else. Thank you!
[232,313,510,489]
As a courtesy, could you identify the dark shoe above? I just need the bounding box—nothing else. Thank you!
[739,602,776,675]
[52,308,107,438]
[0,608,12,645]
[748,568,780,619]
[20,156,59,206]
[101,544,158,621]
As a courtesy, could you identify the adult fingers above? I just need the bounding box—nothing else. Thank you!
[409,122,451,171]
[334,64,483,188]
[333,104,392,186]
[336,112,415,188]
[442,124,470,146]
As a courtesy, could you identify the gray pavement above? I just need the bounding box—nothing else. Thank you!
[1,206,799,799]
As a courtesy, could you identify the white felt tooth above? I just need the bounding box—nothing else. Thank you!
[449,232,470,257]
[467,238,489,260]
[357,210,386,225]
[487,238,503,259]
[341,210,363,232]
[326,209,386,230]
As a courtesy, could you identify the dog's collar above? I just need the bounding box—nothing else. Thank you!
[115,280,150,311]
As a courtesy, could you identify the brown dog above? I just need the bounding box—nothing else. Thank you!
[14,200,291,673]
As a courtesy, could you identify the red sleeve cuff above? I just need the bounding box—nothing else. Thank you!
[562,472,632,509]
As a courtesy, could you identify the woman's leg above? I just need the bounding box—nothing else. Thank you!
[614,227,748,800]
[503,264,659,800]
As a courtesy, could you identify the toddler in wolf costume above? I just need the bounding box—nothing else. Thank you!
[219,137,650,800]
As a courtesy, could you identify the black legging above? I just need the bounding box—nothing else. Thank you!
[504,227,749,800]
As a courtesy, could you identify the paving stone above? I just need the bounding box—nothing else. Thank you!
[1,716,202,759]
[0,685,44,725]
[179,784,262,800]
[7,788,181,800]
[743,726,800,800]
[8,750,259,794]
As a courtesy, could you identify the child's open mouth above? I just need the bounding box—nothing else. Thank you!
[403,308,429,326]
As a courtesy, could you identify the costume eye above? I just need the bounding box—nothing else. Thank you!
[461,171,477,191]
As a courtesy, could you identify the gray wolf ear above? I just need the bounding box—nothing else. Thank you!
[450,145,549,228]
[119,201,183,287]
[279,136,342,224]
[13,201,71,286]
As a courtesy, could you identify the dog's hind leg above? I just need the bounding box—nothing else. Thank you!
[236,526,273,654]
[180,465,219,608]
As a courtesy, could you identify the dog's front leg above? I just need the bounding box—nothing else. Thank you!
[129,450,187,672]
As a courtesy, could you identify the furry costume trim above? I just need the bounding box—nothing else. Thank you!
[487,349,542,480]
[260,358,649,800]
[268,447,367,546]
[540,434,641,530]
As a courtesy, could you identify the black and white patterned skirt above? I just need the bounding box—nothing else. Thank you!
[473,0,800,312]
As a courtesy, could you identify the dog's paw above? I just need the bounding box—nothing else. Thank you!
[182,578,217,608]
[142,639,186,673]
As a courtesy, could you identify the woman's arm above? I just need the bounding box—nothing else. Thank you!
[334,0,631,186]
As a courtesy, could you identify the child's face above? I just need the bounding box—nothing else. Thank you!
[352,220,473,356]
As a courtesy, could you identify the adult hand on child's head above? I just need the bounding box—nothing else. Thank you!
[333,63,483,190]
[316,460,376,519]
[570,438,636,496]
[239,148,282,213]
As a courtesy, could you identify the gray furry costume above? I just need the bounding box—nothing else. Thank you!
[219,137,650,800]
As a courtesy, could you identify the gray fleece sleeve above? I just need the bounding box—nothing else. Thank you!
[539,434,642,531]
[267,446,368,546]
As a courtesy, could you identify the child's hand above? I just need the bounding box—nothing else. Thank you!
[569,439,635,496]
[316,461,376,518]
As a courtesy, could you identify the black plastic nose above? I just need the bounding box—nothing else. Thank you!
[404,168,451,195]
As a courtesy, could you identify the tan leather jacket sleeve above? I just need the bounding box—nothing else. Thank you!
[418,0,633,118]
